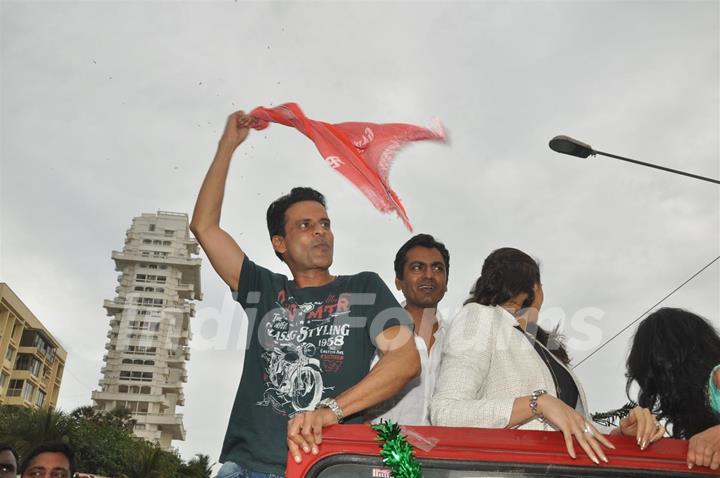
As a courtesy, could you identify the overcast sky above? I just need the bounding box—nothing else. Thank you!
[1,0,718,463]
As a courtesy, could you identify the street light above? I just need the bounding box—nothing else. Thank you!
[549,135,720,185]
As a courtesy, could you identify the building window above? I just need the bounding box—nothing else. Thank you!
[117,400,149,414]
[164,230,173,237]
[4,347,15,362]
[135,310,159,317]
[126,346,157,355]
[162,241,172,246]
[15,354,41,376]
[7,379,23,397]
[134,286,144,291]
[128,321,161,332]
[131,297,164,308]
[120,385,152,395]
[0,371,8,388]
[21,333,55,362]
[119,371,153,382]
[143,239,152,244]
[35,389,46,408]
[137,274,166,284]
[148,224,155,231]
[22,381,34,401]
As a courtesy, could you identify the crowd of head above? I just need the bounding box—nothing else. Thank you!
[0,442,81,478]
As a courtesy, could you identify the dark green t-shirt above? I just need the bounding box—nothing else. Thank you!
[220,256,410,474]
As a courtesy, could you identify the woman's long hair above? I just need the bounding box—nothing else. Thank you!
[626,307,720,438]
[466,247,570,365]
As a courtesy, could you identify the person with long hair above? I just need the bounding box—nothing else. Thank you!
[431,247,662,464]
[626,307,720,470]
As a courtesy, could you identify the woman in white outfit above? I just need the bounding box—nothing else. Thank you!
[431,247,663,464]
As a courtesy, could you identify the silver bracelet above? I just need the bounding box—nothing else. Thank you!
[530,389,547,423]
[317,397,344,423]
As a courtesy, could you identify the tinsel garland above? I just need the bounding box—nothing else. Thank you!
[371,420,422,478]
[591,401,638,428]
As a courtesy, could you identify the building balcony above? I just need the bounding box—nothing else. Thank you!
[165,348,190,363]
[176,283,195,300]
[161,381,184,392]
[17,346,55,364]
[103,299,128,314]
[91,390,169,405]
[164,302,195,317]
[3,395,32,408]
[133,412,186,441]
[112,251,201,269]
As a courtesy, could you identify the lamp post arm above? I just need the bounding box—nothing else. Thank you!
[594,150,720,185]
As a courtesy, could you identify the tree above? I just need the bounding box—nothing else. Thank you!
[0,406,75,458]
[0,405,213,477]
[178,454,215,478]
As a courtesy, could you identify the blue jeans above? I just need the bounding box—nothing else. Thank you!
[215,461,284,478]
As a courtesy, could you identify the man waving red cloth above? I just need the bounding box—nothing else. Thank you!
[250,103,445,230]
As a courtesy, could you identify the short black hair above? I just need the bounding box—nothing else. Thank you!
[0,442,18,468]
[394,233,450,281]
[266,187,327,262]
[20,442,76,477]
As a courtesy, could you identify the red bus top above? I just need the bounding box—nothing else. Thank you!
[286,424,720,477]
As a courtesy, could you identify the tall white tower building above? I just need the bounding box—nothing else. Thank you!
[92,211,202,450]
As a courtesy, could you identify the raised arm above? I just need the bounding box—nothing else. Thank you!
[286,324,419,463]
[190,111,253,289]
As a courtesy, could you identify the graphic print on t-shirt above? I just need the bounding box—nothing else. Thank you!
[256,291,353,416]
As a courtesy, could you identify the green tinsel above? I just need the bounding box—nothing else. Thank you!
[371,420,422,478]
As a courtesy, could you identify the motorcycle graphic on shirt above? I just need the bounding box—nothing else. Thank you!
[259,343,324,412]
[257,299,349,415]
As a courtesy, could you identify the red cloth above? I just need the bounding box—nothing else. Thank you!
[250,102,445,230]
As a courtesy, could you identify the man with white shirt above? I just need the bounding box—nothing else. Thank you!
[366,234,450,425]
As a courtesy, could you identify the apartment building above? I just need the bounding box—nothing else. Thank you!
[92,211,202,450]
[0,283,66,411]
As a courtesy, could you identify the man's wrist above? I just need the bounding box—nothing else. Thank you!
[217,139,241,155]
[316,397,344,423]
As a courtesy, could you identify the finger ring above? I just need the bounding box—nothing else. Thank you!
[655,422,662,430]
[583,424,593,435]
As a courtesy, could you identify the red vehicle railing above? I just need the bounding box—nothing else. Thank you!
[286,425,720,477]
